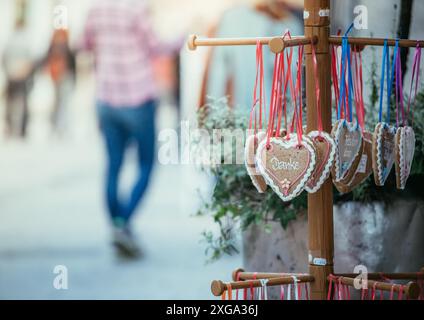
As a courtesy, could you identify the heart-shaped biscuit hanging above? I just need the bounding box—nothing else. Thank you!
[331,120,363,182]
[305,131,336,193]
[394,126,415,190]
[256,134,316,201]
[245,131,267,193]
[372,123,396,186]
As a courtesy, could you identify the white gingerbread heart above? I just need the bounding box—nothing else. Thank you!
[256,134,316,201]
[245,131,267,193]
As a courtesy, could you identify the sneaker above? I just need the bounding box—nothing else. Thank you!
[112,226,142,258]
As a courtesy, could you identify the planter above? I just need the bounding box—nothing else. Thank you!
[242,199,424,299]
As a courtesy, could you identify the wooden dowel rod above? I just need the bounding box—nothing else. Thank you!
[232,269,311,281]
[211,275,315,296]
[329,36,424,48]
[334,272,424,280]
[187,34,316,52]
[328,276,420,299]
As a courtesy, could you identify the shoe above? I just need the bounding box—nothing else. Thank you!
[112,226,142,258]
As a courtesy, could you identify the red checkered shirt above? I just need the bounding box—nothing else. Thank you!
[80,0,180,107]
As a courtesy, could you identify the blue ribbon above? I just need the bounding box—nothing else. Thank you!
[346,42,354,123]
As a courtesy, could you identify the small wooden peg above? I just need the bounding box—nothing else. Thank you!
[406,281,420,300]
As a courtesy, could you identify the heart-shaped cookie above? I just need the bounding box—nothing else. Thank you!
[305,131,336,193]
[394,126,415,190]
[335,131,373,194]
[256,134,316,201]
[245,131,267,193]
[331,120,363,182]
[372,123,396,186]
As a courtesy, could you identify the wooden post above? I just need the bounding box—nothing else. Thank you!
[304,0,334,300]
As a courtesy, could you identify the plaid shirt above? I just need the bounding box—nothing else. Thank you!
[81,0,180,107]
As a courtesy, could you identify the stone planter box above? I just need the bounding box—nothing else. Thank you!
[242,199,424,299]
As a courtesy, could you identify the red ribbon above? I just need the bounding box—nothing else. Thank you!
[331,45,341,118]
[286,45,305,146]
[265,31,293,148]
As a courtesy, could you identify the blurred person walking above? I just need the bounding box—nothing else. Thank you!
[80,0,182,257]
[44,29,76,136]
[2,15,35,138]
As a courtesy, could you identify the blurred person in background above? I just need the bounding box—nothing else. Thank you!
[2,13,35,139]
[44,29,76,136]
[201,0,303,110]
[80,0,182,258]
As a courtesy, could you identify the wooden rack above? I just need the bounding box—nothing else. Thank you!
[187,0,424,300]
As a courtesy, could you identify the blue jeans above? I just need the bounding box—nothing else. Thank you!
[97,100,156,226]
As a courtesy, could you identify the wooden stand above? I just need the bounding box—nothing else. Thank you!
[304,0,334,300]
[187,0,424,300]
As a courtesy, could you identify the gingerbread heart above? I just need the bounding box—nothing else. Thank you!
[256,134,316,201]
[395,126,415,190]
[372,123,396,186]
[335,131,373,194]
[331,120,363,182]
[245,131,267,193]
[305,131,336,193]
